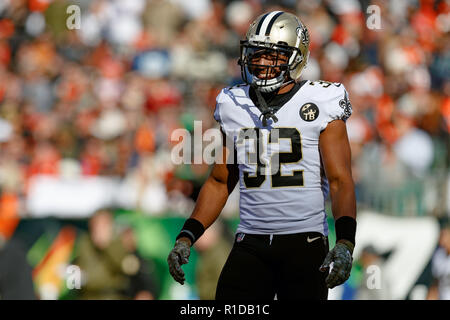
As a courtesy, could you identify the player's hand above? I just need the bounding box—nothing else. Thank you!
[319,240,353,289]
[167,238,191,285]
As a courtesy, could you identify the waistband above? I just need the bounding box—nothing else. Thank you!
[235,231,326,240]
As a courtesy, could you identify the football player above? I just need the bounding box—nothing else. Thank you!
[168,11,357,300]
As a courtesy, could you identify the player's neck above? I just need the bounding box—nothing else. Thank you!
[277,81,295,95]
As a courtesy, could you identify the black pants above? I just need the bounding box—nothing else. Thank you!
[215,232,329,300]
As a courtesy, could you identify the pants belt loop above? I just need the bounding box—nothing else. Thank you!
[269,234,273,246]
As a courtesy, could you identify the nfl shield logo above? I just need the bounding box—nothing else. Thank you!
[236,233,245,243]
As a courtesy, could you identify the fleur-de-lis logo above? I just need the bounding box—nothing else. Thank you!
[339,91,352,121]
[301,27,309,46]
[296,25,309,46]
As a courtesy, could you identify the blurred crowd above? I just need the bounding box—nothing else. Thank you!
[0,0,448,301]
[0,0,448,222]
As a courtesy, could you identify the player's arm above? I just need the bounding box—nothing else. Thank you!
[319,119,356,224]
[318,119,357,288]
[190,152,239,231]
[179,132,239,245]
[168,132,239,284]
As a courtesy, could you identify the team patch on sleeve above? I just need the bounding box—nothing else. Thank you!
[338,90,352,121]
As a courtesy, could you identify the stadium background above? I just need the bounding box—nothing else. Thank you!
[0,0,448,300]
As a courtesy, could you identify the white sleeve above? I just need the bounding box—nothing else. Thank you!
[319,84,352,132]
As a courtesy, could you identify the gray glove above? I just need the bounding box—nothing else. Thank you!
[167,239,191,285]
[319,241,353,289]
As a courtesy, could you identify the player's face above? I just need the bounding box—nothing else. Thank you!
[248,49,289,80]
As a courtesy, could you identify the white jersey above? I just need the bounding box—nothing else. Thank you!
[214,80,352,235]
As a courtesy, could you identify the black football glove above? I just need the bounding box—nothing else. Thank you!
[167,239,191,285]
[319,240,354,289]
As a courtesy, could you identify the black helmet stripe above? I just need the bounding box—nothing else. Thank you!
[264,11,284,35]
[256,11,284,36]
[255,12,270,35]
